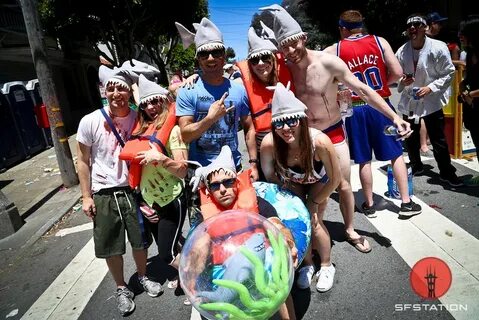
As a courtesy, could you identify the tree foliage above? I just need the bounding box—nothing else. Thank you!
[290,0,441,50]
[225,47,236,61]
[38,0,208,84]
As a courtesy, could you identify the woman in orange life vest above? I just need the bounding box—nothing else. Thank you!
[260,82,341,293]
[131,75,188,273]
[184,145,298,319]
[236,25,294,181]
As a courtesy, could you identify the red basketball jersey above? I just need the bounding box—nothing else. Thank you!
[337,34,391,100]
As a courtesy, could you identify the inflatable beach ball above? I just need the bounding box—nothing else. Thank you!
[179,210,294,320]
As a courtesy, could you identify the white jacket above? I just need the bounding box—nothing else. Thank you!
[395,37,455,117]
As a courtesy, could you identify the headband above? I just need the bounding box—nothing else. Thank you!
[406,16,427,26]
[338,19,363,30]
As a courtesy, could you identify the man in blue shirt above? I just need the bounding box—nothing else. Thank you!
[175,18,258,178]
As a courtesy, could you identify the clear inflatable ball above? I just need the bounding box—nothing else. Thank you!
[179,210,294,320]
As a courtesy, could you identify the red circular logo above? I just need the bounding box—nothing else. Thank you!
[410,257,452,299]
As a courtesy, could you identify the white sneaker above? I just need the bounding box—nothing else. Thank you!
[296,265,315,289]
[316,264,335,292]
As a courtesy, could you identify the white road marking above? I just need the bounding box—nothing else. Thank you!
[21,239,108,320]
[350,160,479,320]
[55,222,93,237]
[190,306,202,320]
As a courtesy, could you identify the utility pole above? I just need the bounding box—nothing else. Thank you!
[19,0,79,187]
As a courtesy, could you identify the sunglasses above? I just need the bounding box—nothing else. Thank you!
[208,178,236,191]
[272,118,300,130]
[197,49,225,60]
[139,98,163,110]
[407,22,425,29]
[249,55,273,66]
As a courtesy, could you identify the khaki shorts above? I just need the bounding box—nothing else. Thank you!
[93,187,151,258]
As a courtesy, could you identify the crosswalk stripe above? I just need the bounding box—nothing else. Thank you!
[350,160,479,319]
[21,239,108,320]
[55,222,93,237]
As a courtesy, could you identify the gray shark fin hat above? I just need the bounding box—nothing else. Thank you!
[98,65,138,89]
[175,17,225,54]
[259,20,278,46]
[121,59,160,81]
[191,145,237,188]
[247,27,277,59]
[138,74,169,106]
[271,81,307,122]
[259,4,306,47]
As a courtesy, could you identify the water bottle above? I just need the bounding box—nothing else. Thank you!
[386,165,399,199]
[337,83,353,117]
[386,165,414,199]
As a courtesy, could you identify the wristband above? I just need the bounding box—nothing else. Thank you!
[249,159,258,164]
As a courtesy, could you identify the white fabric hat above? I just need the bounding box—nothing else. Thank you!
[175,17,225,54]
[247,27,277,59]
[98,65,138,89]
[271,82,307,122]
[260,4,306,47]
[138,74,169,105]
[121,59,160,81]
[223,63,234,70]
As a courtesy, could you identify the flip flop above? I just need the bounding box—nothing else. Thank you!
[345,235,372,253]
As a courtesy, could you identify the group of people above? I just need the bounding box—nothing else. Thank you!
[76,4,478,319]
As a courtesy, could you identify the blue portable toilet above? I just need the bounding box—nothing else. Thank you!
[2,82,46,157]
[25,79,53,147]
[0,87,26,170]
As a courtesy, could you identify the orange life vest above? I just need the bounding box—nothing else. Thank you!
[199,169,259,221]
[119,102,177,188]
[236,52,294,133]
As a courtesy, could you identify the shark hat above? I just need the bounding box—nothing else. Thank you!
[259,20,277,45]
[270,82,307,122]
[260,4,306,47]
[121,59,160,81]
[175,17,225,54]
[137,74,169,106]
[191,145,237,187]
[98,65,138,89]
[247,27,277,59]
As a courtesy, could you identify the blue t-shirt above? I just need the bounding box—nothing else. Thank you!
[176,77,250,167]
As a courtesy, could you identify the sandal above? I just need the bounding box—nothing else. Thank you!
[345,234,372,253]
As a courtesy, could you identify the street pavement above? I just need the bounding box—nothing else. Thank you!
[1,117,479,319]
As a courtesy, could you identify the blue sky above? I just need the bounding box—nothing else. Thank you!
[208,0,282,61]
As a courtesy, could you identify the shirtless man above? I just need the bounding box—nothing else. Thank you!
[260,5,411,266]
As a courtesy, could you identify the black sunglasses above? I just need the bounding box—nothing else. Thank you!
[272,118,300,130]
[197,49,225,60]
[249,55,273,66]
[139,98,162,110]
[407,22,424,29]
[208,178,236,191]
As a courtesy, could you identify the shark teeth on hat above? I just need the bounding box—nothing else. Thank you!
[249,50,274,59]
[279,32,307,47]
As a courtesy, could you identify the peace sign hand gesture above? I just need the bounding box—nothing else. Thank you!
[206,92,235,122]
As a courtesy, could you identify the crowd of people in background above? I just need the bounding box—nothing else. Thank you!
[77,4,479,318]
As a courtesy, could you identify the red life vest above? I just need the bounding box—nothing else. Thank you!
[119,102,177,188]
[236,53,294,133]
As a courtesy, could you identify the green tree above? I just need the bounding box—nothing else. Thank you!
[225,46,236,61]
[38,0,208,84]
[290,0,438,50]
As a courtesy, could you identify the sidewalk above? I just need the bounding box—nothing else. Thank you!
[0,135,81,250]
